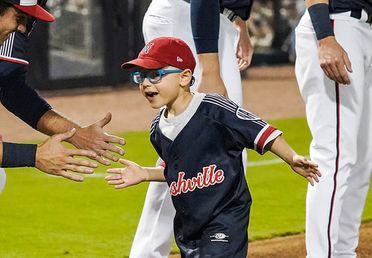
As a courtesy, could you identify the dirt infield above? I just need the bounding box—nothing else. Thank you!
[168,222,372,258]
[1,65,372,256]
[0,65,304,142]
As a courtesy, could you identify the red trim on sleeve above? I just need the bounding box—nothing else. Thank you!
[257,126,277,153]
[0,56,29,65]
[160,160,166,168]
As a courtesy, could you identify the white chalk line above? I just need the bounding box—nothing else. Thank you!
[84,158,287,178]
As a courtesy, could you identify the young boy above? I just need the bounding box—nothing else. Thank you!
[106,37,321,258]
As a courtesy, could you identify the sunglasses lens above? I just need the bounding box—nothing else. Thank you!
[146,70,160,83]
[131,72,143,84]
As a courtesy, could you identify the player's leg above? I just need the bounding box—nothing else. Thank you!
[218,15,243,106]
[130,2,192,257]
[129,181,175,258]
[296,14,332,258]
[295,12,362,258]
[0,168,6,193]
[217,15,248,171]
[334,24,372,257]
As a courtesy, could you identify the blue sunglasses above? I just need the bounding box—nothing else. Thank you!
[131,69,183,84]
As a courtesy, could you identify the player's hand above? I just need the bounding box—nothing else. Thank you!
[105,159,148,189]
[290,155,321,186]
[318,36,352,85]
[35,128,98,182]
[69,113,125,166]
[234,17,254,71]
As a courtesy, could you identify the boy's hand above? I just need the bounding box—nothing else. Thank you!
[290,155,321,186]
[105,159,148,189]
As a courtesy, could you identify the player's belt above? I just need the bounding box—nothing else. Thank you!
[350,9,372,24]
[182,0,238,22]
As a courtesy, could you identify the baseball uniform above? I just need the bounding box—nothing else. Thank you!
[295,1,372,257]
[0,0,52,189]
[149,92,281,258]
[130,1,253,257]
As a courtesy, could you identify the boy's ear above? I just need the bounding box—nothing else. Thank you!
[179,69,193,87]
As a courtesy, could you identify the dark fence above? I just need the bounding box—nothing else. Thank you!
[27,0,302,90]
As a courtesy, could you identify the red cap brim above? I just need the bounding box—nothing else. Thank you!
[121,58,167,70]
[14,4,55,22]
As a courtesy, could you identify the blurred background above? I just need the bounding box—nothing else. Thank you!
[27,0,305,90]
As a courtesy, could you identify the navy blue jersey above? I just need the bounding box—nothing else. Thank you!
[0,0,51,129]
[0,0,46,65]
[150,94,281,256]
[221,0,253,20]
[0,32,29,65]
[330,0,372,14]
[191,0,253,53]
[0,64,51,129]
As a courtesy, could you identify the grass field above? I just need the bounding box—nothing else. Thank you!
[1,118,371,257]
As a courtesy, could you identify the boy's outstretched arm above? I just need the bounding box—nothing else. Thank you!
[267,136,321,186]
[105,159,165,189]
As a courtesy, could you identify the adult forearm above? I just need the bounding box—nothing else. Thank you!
[232,16,247,32]
[36,109,80,136]
[198,53,221,75]
[305,0,329,8]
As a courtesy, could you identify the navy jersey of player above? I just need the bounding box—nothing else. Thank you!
[329,0,372,15]
[190,0,253,53]
[0,0,51,129]
[149,93,281,257]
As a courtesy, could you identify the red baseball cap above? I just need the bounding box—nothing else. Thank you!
[121,37,196,72]
[7,0,55,22]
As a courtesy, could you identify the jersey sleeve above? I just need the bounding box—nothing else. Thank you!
[149,111,164,159]
[0,65,52,129]
[190,0,220,53]
[203,94,282,154]
[223,0,254,20]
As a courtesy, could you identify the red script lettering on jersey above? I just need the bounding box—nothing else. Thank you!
[169,164,225,196]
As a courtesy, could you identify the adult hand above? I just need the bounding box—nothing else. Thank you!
[318,36,352,85]
[35,128,98,182]
[234,17,254,71]
[69,113,125,165]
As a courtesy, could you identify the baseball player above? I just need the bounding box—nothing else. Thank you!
[0,0,125,191]
[107,36,321,258]
[130,1,253,257]
[295,0,372,257]
[0,0,53,44]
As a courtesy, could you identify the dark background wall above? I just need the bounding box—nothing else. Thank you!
[27,0,301,90]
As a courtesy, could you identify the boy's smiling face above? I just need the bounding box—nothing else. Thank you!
[138,66,184,109]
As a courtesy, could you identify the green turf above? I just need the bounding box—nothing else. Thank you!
[0,118,371,257]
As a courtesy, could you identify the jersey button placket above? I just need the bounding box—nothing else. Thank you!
[173,153,179,170]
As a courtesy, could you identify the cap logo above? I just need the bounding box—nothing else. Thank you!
[142,43,154,54]
[176,56,183,62]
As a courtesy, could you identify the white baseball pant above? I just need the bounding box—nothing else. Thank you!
[0,168,6,193]
[129,1,247,257]
[295,10,372,258]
